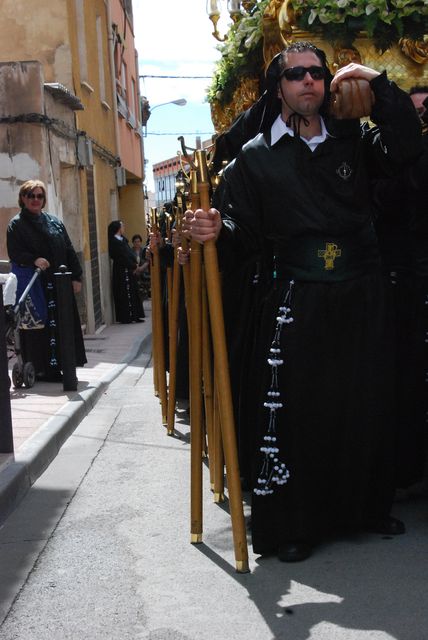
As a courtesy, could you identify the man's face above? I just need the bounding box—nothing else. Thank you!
[410,92,428,119]
[278,50,325,119]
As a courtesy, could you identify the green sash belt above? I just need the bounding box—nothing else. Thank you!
[274,226,380,282]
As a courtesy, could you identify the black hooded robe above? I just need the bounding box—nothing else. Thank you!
[217,72,423,552]
[374,130,428,489]
[109,236,144,323]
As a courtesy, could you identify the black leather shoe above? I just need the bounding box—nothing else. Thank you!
[278,542,312,562]
[365,516,405,535]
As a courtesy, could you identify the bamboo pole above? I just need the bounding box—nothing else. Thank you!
[150,207,168,426]
[166,212,183,436]
[189,171,204,544]
[202,271,214,469]
[176,188,192,331]
[149,212,159,398]
[165,213,173,335]
[195,150,249,573]
[213,377,225,502]
[181,236,192,331]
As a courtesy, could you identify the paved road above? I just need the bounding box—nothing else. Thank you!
[1,347,428,640]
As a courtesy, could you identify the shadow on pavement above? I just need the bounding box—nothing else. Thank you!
[198,496,428,640]
[0,486,77,624]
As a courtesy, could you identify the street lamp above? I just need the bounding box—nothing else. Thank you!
[142,98,187,137]
[150,98,187,112]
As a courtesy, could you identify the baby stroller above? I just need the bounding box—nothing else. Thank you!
[6,268,43,389]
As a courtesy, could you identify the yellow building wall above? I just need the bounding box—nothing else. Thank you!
[67,0,119,330]
[68,0,117,155]
[0,2,72,86]
[119,184,147,243]
[111,0,143,178]
[94,161,118,256]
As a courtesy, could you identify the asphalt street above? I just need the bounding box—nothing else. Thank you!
[0,345,428,640]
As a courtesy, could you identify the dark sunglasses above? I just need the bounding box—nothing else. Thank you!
[26,192,44,200]
[280,66,325,82]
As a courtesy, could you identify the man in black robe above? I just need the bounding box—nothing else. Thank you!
[374,86,428,494]
[186,42,422,562]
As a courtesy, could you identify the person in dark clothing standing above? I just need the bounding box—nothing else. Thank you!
[7,179,87,381]
[374,86,428,494]
[185,42,422,562]
[108,220,144,324]
[131,233,149,319]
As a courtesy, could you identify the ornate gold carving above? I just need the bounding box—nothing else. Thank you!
[262,1,428,90]
[263,0,286,68]
[242,0,257,11]
[349,35,428,92]
[399,37,428,65]
[210,76,260,134]
[332,46,362,72]
[278,0,296,40]
[263,0,284,20]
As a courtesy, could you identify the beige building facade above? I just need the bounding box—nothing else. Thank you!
[0,0,146,332]
[111,0,147,242]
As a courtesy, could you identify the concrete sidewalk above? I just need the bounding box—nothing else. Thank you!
[0,307,152,524]
[0,340,427,639]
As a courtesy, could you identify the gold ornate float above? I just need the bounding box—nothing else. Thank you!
[208,0,428,132]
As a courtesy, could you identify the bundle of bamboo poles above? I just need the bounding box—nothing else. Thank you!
[149,207,168,426]
[149,150,249,574]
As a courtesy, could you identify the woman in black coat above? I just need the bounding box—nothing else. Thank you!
[108,220,144,323]
[7,179,87,381]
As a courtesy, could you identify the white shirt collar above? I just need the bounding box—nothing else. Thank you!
[271,114,328,151]
[114,233,124,240]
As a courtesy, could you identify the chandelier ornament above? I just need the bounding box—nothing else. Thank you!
[206,0,247,42]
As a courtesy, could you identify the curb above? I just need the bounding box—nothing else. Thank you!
[0,332,152,525]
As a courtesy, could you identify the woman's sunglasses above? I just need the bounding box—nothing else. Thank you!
[280,66,326,82]
[26,193,44,200]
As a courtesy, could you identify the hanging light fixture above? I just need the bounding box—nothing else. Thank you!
[227,0,242,21]
[206,0,243,42]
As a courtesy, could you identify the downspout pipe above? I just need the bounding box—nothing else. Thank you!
[106,0,121,162]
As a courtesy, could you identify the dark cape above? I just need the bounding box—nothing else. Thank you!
[109,236,143,323]
[7,208,87,378]
[212,166,261,482]
[374,130,428,489]
[131,245,147,318]
[216,73,423,552]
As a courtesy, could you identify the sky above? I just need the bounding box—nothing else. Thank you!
[132,0,230,192]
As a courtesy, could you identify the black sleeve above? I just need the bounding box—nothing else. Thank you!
[215,153,264,273]
[7,218,38,266]
[110,238,138,270]
[365,71,423,177]
[373,135,428,219]
[407,139,428,195]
